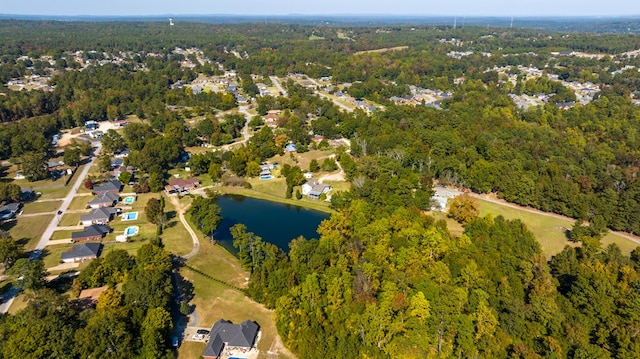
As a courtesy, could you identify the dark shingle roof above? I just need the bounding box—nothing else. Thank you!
[93,180,122,193]
[71,224,111,240]
[202,319,259,358]
[61,243,103,261]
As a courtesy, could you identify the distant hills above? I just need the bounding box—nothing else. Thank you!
[2,14,640,33]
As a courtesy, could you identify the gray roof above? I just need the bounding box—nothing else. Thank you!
[93,180,122,193]
[80,207,118,222]
[61,243,103,261]
[87,192,120,206]
[71,224,111,240]
[202,319,259,357]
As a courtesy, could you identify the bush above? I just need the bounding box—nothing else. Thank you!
[243,182,253,189]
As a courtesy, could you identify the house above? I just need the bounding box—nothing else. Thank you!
[113,148,130,158]
[61,242,103,263]
[285,143,297,152]
[165,177,200,194]
[93,180,122,196]
[71,224,112,242]
[88,130,103,139]
[46,160,64,171]
[0,202,22,221]
[113,119,127,127]
[111,158,124,168]
[202,319,260,359]
[87,192,120,209]
[301,180,331,199]
[80,207,119,226]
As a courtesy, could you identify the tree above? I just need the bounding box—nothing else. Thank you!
[98,154,112,172]
[74,308,136,359]
[246,161,261,177]
[63,146,81,167]
[20,151,48,181]
[7,258,47,291]
[309,159,320,173]
[0,237,23,270]
[141,307,173,359]
[84,178,94,190]
[145,198,165,227]
[188,196,221,242]
[118,171,132,185]
[447,194,480,224]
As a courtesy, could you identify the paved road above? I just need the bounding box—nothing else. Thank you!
[0,142,101,314]
[269,76,288,98]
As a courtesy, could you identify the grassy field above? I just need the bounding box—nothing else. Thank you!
[34,185,72,200]
[21,200,62,215]
[157,196,193,257]
[477,199,639,257]
[180,240,291,358]
[59,213,82,227]
[2,214,54,251]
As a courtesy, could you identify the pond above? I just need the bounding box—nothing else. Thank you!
[213,194,330,253]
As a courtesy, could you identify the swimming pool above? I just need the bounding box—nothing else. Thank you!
[125,226,139,236]
[122,212,138,221]
[123,196,136,205]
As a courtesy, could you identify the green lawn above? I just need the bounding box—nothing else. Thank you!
[477,199,639,257]
[35,185,72,200]
[2,214,54,251]
[42,243,74,269]
[158,198,193,257]
[21,200,62,215]
[67,196,92,211]
[50,230,75,240]
[59,213,82,227]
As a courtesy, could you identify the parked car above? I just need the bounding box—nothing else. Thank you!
[192,334,204,341]
[196,329,210,335]
[172,336,179,347]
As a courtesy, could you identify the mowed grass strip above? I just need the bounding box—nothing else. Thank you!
[477,199,639,257]
[21,200,62,215]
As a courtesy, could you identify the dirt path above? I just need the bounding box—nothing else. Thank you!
[317,154,345,182]
[168,195,200,259]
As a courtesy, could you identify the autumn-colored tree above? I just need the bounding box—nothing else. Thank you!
[447,194,480,224]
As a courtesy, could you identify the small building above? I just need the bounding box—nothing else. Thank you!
[285,143,297,152]
[0,202,22,221]
[113,148,130,158]
[202,319,260,359]
[93,180,123,196]
[71,224,112,242]
[88,130,103,139]
[87,192,120,209]
[165,177,200,194]
[302,180,331,200]
[46,160,65,171]
[61,243,103,263]
[84,120,99,130]
[80,207,119,226]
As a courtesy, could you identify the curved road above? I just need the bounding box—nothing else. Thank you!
[0,142,102,313]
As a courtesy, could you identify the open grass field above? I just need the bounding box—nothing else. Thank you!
[50,229,75,240]
[59,213,81,227]
[34,185,72,200]
[180,240,292,358]
[477,199,638,257]
[2,214,54,251]
[21,200,62,215]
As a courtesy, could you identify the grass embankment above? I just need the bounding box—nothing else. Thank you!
[21,200,62,215]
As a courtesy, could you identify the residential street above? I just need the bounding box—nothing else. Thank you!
[0,142,101,314]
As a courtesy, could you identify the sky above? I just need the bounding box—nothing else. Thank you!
[3,0,640,17]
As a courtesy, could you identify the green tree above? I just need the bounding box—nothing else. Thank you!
[20,151,48,181]
[7,258,47,291]
[309,159,320,173]
[141,307,173,359]
[0,237,23,270]
[188,196,221,242]
[145,198,166,227]
[63,146,81,167]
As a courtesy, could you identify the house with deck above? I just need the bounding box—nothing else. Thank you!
[301,180,331,200]
[202,319,260,359]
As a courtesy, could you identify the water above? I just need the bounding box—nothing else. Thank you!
[213,195,330,253]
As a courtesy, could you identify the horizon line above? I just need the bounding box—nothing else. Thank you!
[2,13,640,18]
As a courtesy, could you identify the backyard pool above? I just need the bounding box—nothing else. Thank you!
[122,212,138,221]
[123,196,136,205]
[125,226,139,236]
